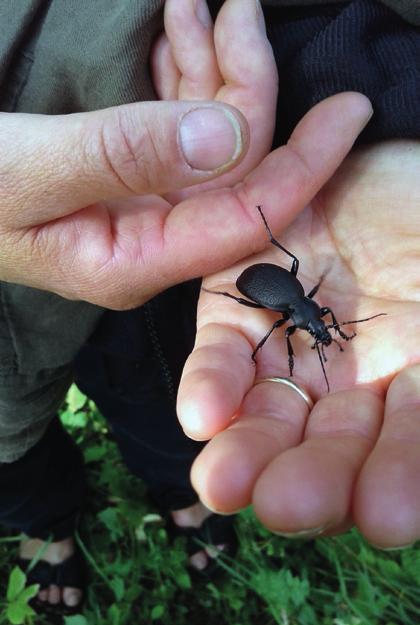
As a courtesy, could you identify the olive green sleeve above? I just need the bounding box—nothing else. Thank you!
[0,0,165,114]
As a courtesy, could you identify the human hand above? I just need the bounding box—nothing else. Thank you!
[0,77,370,309]
[178,140,420,549]
[152,0,278,199]
[0,0,274,308]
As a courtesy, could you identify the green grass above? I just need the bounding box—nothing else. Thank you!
[1,386,420,625]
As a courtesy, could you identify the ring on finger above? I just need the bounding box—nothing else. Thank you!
[254,377,314,411]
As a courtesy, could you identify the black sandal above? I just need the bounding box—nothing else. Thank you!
[166,513,238,577]
[18,546,86,617]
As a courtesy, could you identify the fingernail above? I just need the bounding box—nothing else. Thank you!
[363,107,374,128]
[272,525,328,539]
[179,106,243,171]
[359,99,374,131]
[371,542,415,552]
[199,498,244,516]
[194,0,212,29]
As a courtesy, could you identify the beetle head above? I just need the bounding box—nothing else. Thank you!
[304,305,332,345]
[309,322,332,346]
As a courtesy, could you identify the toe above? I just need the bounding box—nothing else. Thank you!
[37,589,49,602]
[62,587,83,608]
[47,584,61,605]
[189,550,209,570]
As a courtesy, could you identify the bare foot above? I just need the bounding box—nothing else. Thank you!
[171,501,226,570]
[19,536,82,608]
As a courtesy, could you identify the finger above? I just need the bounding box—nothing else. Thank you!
[215,0,278,179]
[177,94,372,436]
[22,93,371,309]
[190,377,310,512]
[150,32,181,100]
[354,364,420,548]
[178,322,255,440]
[215,0,277,125]
[164,0,222,99]
[168,0,278,200]
[216,0,278,161]
[0,101,248,228]
[167,93,373,285]
[252,389,383,535]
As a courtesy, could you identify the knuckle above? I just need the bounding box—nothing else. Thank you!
[96,107,166,194]
[285,138,317,187]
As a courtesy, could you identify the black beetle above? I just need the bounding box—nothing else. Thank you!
[204,206,385,392]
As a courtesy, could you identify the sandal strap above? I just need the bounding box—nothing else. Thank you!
[167,513,237,556]
[18,548,85,591]
[17,559,54,591]
[194,514,237,551]
[55,550,86,589]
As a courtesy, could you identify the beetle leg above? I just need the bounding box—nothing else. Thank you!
[307,271,328,299]
[252,317,288,363]
[314,340,330,393]
[320,307,355,340]
[257,206,300,275]
[202,287,264,309]
[332,338,344,352]
[285,325,297,376]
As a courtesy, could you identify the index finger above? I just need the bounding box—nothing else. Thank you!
[164,93,372,284]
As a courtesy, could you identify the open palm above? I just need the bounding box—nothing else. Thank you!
[178,140,420,548]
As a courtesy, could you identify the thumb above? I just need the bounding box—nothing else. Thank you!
[0,101,248,228]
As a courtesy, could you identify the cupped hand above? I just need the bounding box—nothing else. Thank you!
[178,140,420,549]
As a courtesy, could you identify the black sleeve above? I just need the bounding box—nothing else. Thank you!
[262,0,420,146]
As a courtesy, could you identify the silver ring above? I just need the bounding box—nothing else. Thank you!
[254,377,314,410]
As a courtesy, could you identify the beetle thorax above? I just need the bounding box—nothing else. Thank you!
[291,297,332,345]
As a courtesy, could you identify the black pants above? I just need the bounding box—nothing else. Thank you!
[0,286,204,540]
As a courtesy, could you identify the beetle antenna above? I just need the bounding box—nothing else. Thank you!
[326,312,386,329]
[315,340,330,392]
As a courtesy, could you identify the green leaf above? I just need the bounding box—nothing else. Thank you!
[6,601,34,625]
[107,603,121,625]
[67,385,88,413]
[109,576,125,601]
[135,513,163,542]
[64,616,89,625]
[228,596,244,611]
[401,549,420,583]
[6,567,26,602]
[151,604,165,620]
[18,584,41,603]
[176,571,191,590]
[84,444,108,463]
[98,507,124,541]
[377,558,401,579]
[60,408,88,428]
[142,513,163,525]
